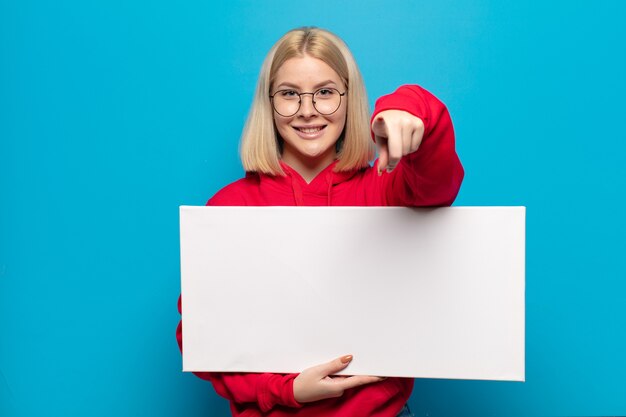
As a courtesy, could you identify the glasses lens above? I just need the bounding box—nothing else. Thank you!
[272,90,301,117]
[313,88,341,115]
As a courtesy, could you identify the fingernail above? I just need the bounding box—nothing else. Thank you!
[341,355,353,364]
[377,167,382,176]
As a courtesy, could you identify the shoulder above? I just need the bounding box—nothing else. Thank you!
[206,173,260,206]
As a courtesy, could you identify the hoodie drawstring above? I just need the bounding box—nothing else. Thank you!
[326,171,334,206]
[291,174,304,206]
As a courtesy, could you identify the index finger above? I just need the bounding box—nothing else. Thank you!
[385,122,403,171]
[375,135,389,175]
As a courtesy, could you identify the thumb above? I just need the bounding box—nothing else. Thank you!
[318,355,353,377]
[371,116,387,138]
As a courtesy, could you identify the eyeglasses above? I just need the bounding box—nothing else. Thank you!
[269,87,347,117]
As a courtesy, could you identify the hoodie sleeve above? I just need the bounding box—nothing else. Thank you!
[371,85,464,206]
[176,296,302,412]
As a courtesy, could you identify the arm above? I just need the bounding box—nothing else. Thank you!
[176,296,302,412]
[371,85,464,206]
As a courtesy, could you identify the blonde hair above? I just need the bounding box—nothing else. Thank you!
[240,27,375,175]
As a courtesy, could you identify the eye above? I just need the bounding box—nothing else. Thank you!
[316,88,336,97]
[279,89,299,99]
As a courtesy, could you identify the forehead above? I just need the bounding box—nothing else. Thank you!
[274,56,343,88]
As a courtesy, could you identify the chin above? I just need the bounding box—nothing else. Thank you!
[299,143,334,159]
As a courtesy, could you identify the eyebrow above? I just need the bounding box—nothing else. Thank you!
[275,80,338,90]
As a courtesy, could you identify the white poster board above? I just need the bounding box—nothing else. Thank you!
[180,206,525,381]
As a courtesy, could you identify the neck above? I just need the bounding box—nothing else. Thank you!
[281,148,337,184]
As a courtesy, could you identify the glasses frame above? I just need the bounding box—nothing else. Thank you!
[269,87,347,117]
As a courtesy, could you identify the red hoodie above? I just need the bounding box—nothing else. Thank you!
[177,85,464,416]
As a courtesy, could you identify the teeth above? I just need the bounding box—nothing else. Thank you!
[297,127,323,133]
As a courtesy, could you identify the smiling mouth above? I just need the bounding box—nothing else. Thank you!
[293,126,326,133]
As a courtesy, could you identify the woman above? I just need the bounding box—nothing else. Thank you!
[177,26,464,417]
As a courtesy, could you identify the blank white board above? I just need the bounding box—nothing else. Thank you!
[180,206,525,381]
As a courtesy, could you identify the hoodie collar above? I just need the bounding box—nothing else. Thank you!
[259,160,359,206]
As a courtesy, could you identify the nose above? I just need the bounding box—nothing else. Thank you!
[298,93,317,117]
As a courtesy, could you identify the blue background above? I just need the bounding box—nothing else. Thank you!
[1,1,625,416]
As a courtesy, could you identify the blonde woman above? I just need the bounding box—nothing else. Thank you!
[177,26,464,417]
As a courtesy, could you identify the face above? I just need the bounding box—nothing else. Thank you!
[271,55,347,168]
